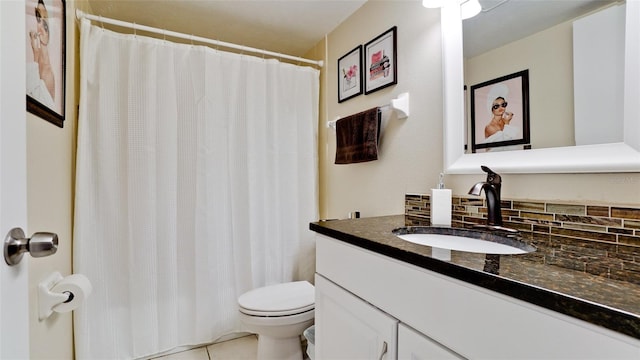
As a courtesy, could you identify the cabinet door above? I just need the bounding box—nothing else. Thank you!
[398,324,463,360]
[315,274,398,360]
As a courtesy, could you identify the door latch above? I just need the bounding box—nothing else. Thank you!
[4,227,58,266]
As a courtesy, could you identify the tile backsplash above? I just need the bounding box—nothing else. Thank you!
[405,194,640,285]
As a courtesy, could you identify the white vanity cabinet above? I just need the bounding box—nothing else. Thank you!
[315,275,398,359]
[397,324,463,360]
[314,234,640,359]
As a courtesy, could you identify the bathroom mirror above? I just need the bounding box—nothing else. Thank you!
[441,1,640,173]
[464,0,621,153]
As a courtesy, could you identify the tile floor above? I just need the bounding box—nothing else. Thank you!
[150,335,258,360]
[151,334,310,360]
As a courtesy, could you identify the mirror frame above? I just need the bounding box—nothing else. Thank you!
[442,1,640,174]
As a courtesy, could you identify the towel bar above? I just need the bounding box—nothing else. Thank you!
[328,92,409,129]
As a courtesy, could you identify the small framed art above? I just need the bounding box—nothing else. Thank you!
[26,0,66,128]
[338,45,363,103]
[470,70,530,152]
[364,26,397,95]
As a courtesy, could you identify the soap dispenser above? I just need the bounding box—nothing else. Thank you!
[431,173,452,227]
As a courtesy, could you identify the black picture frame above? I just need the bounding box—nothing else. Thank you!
[338,45,363,103]
[470,70,530,152]
[26,0,66,128]
[364,26,397,95]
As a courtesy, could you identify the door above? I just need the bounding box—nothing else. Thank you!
[0,0,29,359]
[315,275,398,359]
[398,324,464,360]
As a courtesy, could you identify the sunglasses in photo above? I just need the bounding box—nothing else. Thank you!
[492,102,508,110]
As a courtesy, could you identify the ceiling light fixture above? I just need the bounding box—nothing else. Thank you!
[460,0,482,20]
[423,0,482,20]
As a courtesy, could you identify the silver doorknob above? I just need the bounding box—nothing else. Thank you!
[4,228,58,266]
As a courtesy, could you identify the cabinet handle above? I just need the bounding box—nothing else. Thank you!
[378,341,388,360]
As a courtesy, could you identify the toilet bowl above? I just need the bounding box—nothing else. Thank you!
[238,281,315,360]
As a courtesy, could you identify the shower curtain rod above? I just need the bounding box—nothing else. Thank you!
[75,10,324,68]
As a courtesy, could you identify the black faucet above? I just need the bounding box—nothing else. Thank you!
[468,166,503,227]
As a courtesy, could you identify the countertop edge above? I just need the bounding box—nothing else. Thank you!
[309,221,640,340]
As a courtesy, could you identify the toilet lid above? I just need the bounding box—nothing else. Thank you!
[238,281,314,316]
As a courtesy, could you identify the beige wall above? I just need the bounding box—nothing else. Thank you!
[465,19,575,150]
[319,0,640,219]
[27,1,84,358]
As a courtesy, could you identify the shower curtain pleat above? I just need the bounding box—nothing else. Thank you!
[74,19,319,359]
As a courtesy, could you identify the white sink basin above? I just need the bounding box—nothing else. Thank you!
[393,227,535,255]
[396,233,527,254]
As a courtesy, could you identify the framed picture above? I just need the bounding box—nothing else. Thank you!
[470,70,530,152]
[464,85,468,152]
[338,45,363,103]
[26,0,66,128]
[364,26,397,95]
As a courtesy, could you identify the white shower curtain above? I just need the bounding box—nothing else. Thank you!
[74,19,319,359]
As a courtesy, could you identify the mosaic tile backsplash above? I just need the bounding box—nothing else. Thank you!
[405,194,640,285]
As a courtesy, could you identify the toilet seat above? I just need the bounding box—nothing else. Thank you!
[238,281,315,317]
[237,281,316,360]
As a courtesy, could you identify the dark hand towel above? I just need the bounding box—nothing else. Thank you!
[334,107,381,164]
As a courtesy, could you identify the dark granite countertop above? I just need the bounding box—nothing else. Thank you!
[310,215,640,340]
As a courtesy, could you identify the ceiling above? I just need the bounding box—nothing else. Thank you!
[463,0,618,58]
[84,0,618,61]
[85,0,367,57]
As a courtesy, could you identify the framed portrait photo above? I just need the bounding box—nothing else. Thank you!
[364,26,397,95]
[338,45,363,103]
[26,0,66,128]
[470,70,530,152]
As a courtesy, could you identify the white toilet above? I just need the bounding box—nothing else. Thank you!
[238,281,315,360]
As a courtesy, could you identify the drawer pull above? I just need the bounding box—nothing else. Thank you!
[378,341,388,360]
